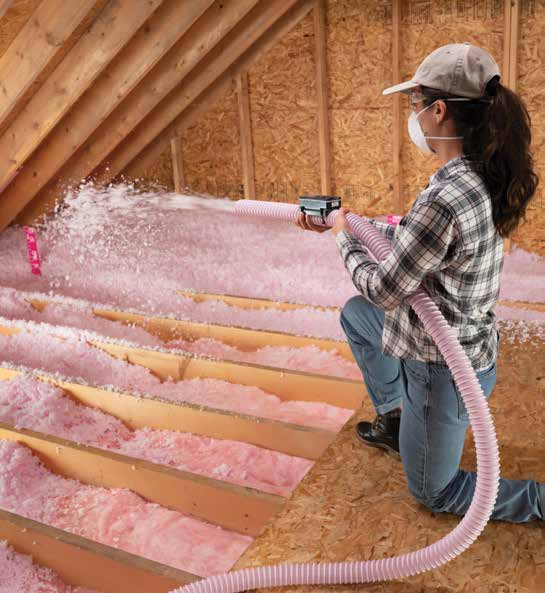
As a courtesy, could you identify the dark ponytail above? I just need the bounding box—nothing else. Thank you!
[421,79,539,238]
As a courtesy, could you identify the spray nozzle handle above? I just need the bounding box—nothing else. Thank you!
[298,195,341,225]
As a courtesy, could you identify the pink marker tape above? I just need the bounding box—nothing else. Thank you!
[24,227,42,276]
[387,214,402,225]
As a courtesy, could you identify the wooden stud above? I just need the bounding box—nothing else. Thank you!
[236,72,256,199]
[0,366,336,460]
[0,509,194,593]
[15,0,261,225]
[0,421,283,536]
[2,0,215,228]
[99,0,317,183]
[0,0,167,229]
[502,0,520,254]
[170,135,186,192]
[0,0,101,136]
[313,0,332,195]
[392,0,403,213]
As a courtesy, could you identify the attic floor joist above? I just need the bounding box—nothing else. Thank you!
[0,419,281,536]
[0,365,335,461]
[28,295,355,361]
[0,509,193,593]
[180,289,545,317]
[0,318,363,409]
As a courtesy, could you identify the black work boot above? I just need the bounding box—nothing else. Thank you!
[355,408,401,458]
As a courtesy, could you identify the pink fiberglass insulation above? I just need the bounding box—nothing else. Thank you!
[0,440,252,576]
[166,337,361,380]
[0,374,312,496]
[0,326,353,432]
[0,541,97,593]
[0,286,162,347]
[497,244,545,303]
[0,186,542,339]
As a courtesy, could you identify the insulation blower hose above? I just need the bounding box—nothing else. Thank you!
[173,199,500,593]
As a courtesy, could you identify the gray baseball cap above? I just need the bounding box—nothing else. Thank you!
[383,42,501,99]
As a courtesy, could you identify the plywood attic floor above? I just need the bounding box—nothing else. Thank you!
[234,322,545,593]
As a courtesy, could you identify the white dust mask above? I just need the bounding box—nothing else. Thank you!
[408,99,469,154]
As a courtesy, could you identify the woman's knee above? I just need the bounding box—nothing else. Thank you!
[340,295,380,329]
[406,474,451,513]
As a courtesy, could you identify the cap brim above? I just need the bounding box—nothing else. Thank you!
[382,80,419,96]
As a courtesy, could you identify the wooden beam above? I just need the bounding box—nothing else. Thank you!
[92,305,355,362]
[502,0,520,254]
[392,0,403,213]
[15,0,261,225]
[313,0,331,195]
[236,72,256,199]
[0,0,165,215]
[1,0,214,229]
[171,135,186,192]
[0,0,101,136]
[91,337,362,409]
[178,288,338,312]
[98,0,316,183]
[0,317,363,408]
[0,510,193,593]
[0,421,282,536]
[0,366,336,460]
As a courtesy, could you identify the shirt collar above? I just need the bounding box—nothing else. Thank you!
[428,155,485,187]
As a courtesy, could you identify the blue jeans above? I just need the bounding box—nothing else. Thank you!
[340,295,544,523]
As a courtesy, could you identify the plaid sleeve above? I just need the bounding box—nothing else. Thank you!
[335,200,460,310]
[366,218,396,241]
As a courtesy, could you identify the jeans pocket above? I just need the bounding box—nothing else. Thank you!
[454,361,497,421]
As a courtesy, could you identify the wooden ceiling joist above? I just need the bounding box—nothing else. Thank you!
[102,0,316,183]
[0,509,193,593]
[15,0,261,224]
[0,0,103,136]
[0,365,335,460]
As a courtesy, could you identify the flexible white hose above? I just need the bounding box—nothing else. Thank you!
[171,200,500,593]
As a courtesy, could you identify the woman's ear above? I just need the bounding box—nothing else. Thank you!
[434,100,447,124]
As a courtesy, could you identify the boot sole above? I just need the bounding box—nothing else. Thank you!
[355,430,401,459]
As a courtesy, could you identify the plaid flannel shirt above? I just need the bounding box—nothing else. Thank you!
[336,155,503,372]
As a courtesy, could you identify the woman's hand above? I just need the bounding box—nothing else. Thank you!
[331,207,351,236]
[295,212,330,233]
[295,207,353,235]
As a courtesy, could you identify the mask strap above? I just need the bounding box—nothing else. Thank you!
[419,97,471,141]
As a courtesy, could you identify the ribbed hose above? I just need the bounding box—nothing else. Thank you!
[173,200,500,593]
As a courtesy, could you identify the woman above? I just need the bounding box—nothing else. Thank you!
[297,43,543,522]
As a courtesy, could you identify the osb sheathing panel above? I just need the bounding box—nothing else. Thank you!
[0,0,40,57]
[235,324,545,592]
[249,12,319,203]
[517,0,545,257]
[327,0,393,217]
[400,0,505,211]
[135,143,175,192]
[136,85,243,198]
